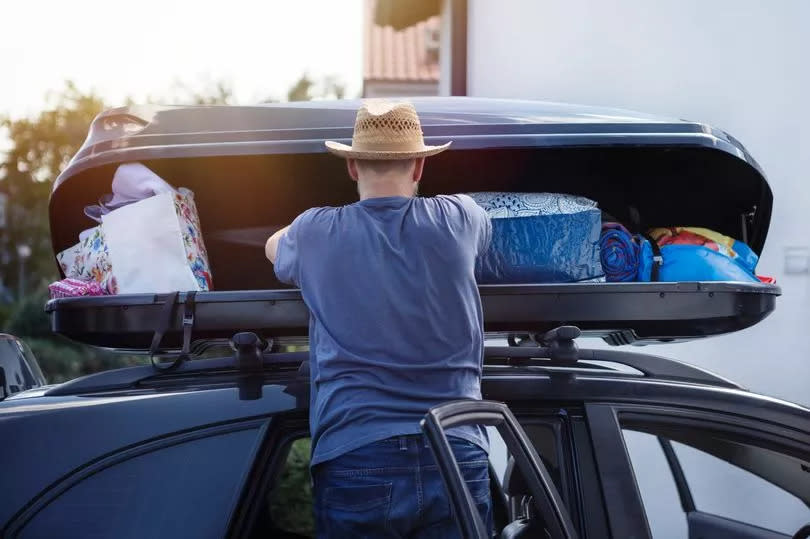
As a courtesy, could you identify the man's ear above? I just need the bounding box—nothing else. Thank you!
[412,157,425,182]
[347,159,360,182]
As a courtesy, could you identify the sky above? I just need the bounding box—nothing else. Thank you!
[1,0,364,119]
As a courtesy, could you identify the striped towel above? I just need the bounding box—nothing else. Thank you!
[49,278,106,299]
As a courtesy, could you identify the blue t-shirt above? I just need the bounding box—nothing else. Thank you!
[274,194,492,466]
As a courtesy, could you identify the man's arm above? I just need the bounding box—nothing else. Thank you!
[265,225,291,264]
[454,194,492,255]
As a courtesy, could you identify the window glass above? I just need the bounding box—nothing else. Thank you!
[622,430,687,538]
[673,440,809,535]
[489,421,562,493]
[269,437,315,538]
[21,428,261,539]
[623,427,810,537]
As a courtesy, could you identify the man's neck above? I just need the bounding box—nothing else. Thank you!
[357,178,415,200]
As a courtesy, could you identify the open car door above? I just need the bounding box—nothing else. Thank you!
[421,400,578,539]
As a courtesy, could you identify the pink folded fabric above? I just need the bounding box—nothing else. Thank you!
[49,278,106,299]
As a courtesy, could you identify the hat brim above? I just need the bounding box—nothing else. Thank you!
[324,140,452,160]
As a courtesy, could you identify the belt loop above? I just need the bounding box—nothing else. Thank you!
[399,436,408,451]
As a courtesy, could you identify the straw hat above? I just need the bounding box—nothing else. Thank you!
[325,101,451,160]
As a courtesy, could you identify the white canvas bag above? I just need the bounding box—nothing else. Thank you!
[101,191,202,294]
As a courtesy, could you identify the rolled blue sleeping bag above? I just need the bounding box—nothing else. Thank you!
[600,223,641,282]
[468,192,603,284]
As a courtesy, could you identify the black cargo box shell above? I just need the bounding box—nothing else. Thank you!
[46,98,779,348]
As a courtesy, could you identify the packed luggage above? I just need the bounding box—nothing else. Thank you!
[52,163,212,297]
[469,192,769,285]
[599,223,763,283]
[469,192,604,284]
[52,178,769,298]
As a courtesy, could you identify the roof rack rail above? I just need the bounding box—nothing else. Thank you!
[47,343,742,399]
[484,346,742,389]
[45,349,307,397]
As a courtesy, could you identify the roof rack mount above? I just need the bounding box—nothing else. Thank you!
[45,325,742,398]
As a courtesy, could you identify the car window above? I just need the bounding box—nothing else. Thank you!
[489,420,564,494]
[623,427,810,537]
[269,437,315,538]
[486,415,581,537]
[0,339,37,394]
[672,440,809,535]
[20,427,262,539]
[622,430,689,538]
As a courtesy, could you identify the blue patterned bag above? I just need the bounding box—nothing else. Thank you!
[468,192,603,284]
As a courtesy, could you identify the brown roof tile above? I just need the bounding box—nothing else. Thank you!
[364,0,440,83]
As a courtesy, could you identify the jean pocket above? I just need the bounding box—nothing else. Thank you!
[321,482,394,537]
[323,482,392,512]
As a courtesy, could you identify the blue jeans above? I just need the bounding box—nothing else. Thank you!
[312,435,493,538]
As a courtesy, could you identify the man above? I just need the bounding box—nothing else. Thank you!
[266,101,492,538]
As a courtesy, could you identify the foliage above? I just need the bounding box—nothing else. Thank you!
[4,286,51,338]
[270,438,315,537]
[0,82,105,295]
[286,74,348,102]
[287,74,316,102]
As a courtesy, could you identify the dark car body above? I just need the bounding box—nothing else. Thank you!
[2,98,807,538]
[1,350,808,538]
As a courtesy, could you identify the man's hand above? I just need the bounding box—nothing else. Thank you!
[265,225,291,263]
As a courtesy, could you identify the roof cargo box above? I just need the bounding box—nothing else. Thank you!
[46,98,779,349]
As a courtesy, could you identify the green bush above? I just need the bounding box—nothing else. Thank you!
[4,288,51,339]
[270,438,315,537]
[0,303,13,332]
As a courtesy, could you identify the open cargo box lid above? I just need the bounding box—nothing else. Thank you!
[46,97,778,348]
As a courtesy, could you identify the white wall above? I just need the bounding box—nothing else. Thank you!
[468,0,810,408]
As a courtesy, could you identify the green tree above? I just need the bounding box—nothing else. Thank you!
[287,74,315,102]
[1,81,105,296]
[285,74,348,102]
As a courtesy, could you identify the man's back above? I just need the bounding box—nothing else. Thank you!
[274,194,491,466]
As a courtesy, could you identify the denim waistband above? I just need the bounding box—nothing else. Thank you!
[376,433,478,451]
[373,433,431,449]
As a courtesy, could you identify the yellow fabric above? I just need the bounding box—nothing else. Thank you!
[649,227,738,257]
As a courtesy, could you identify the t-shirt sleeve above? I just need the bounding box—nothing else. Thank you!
[454,194,492,256]
[273,211,313,286]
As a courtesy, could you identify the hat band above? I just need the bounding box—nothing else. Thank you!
[349,137,427,153]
